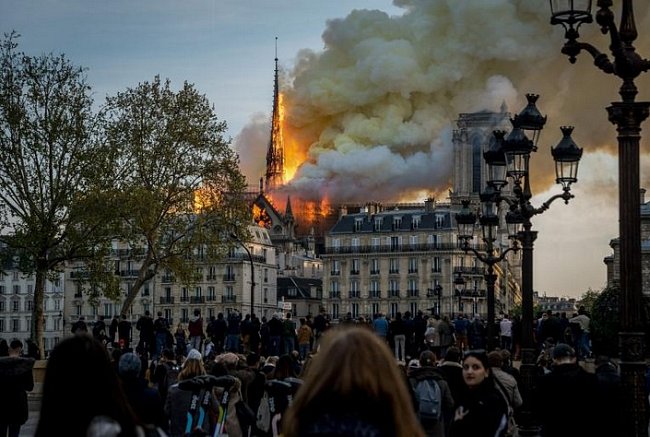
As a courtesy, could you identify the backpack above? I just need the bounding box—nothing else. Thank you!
[412,378,442,422]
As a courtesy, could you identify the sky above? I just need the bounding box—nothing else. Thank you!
[3,0,650,299]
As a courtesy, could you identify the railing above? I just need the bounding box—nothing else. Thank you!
[330,271,341,276]
[159,296,175,304]
[223,274,236,282]
[389,290,400,298]
[227,253,266,263]
[119,270,140,277]
[161,276,175,283]
[408,269,418,274]
[370,270,380,275]
[206,295,217,302]
[408,289,419,297]
[453,266,484,275]
[369,291,382,298]
[349,292,360,299]
[190,296,205,304]
[323,242,486,254]
[206,274,217,280]
[389,269,400,274]
[350,270,360,275]
[180,296,189,302]
[330,291,341,299]
[222,295,237,303]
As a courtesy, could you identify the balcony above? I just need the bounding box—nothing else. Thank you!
[389,269,400,275]
[330,270,341,276]
[161,275,175,283]
[408,269,418,274]
[453,266,484,275]
[350,270,360,275]
[330,291,341,299]
[206,295,217,302]
[222,295,237,303]
[227,253,266,263]
[159,296,175,304]
[349,291,360,299]
[223,274,236,282]
[206,274,217,280]
[119,270,140,278]
[323,242,486,254]
[408,289,419,297]
[389,290,400,298]
[369,291,382,299]
[180,296,190,303]
[190,296,205,304]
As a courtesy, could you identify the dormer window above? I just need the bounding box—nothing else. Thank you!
[354,218,363,232]
[374,218,383,231]
[393,216,402,230]
[412,215,421,229]
[435,214,445,229]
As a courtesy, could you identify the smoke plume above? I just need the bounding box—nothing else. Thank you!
[236,0,650,203]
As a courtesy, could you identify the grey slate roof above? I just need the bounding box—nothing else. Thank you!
[329,209,453,234]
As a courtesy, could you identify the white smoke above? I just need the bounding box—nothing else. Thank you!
[237,0,650,203]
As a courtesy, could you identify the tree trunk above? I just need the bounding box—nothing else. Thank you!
[120,253,155,318]
[32,258,47,359]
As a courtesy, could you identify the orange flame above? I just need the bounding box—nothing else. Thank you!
[279,93,308,183]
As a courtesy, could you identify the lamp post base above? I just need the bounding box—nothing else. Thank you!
[517,347,541,437]
[619,331,648,437]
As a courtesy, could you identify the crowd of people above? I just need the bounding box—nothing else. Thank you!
[0,304,623,437]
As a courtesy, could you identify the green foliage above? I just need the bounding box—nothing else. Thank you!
[578,287,600,315]
[0,32,117,352]
[100,76,250,316]
[589,286,620,357]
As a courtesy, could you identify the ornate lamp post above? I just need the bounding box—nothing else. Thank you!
[453,272,466,314]
[483,94,583,435]
[230,233,255,316]
[549,2,650,435]
[456,197,519,351]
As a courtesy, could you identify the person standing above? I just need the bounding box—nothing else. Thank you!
[71,316,88,335]
[92,315,106,339]
[449,350,508,437]
[153,311,170,360]
[373,313,389,342]
[499,314,513,352]
[135,310,155,358]
[282,312,297,354]
[109,316,119,345]
[391,312,407,362]
[188,309,204,352]
[569,307,592,360]
[297,318,313,361]
[0,340,34,437]
[117,315,132,350]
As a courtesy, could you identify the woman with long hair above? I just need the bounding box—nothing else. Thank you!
[283,326,425,437]
[449,350,508,437]
[35,335,140,437]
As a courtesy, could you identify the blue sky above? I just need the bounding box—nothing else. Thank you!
[4,0,649,299]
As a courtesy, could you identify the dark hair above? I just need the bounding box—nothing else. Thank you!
[419,350,436,367]
[36,335,138,437]
[463,349,489,369]
[487,351,503,368]
[445,346,461,363]
[9,339,23,350]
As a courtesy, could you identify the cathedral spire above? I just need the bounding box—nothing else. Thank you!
[265,37,285,191]
[285,195,294,220]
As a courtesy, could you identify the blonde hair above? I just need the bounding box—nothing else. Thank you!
[178,358,206,381]
[282,326,424,437]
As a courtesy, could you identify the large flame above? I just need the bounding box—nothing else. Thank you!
[279,92,308,183]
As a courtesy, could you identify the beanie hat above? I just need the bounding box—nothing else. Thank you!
[118,352,141,376]
[187,348,202,361]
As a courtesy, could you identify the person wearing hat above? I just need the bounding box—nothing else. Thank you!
[534,343,601,437]
[117,352,167,432]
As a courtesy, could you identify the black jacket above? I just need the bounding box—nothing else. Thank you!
[449,378,507,437]
[0,357,34,425]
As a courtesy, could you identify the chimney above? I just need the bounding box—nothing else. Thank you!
[339,205,348,219]
[424,197,435,213]
[641,188,646,205]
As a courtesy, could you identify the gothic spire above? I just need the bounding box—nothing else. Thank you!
[265,36,284,191]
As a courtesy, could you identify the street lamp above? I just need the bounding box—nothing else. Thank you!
[453,272,466,314]
[456,198,519,352]
[549,2,649,435]
[230,233,255,316]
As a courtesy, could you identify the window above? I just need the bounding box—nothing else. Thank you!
[351,259,360,275]
[370,259,380,274]
[389,280,399,297]
[410,235,418,247]
[390,303,398,319]
[262,248,268,262]
[208,286,216,301]
[12,271,19,281]
[351,303,359,319]
[389,258,399,274]
[408,258,418,273]
[331,281,340,293]
[432,257,441,273]
[12,300,19,312]
[26,300,33,311]
[332,238,340,253]
[225,286,235,298]
[12,318,19,332]
[195,287,202,297]
[164,309,172,323]
[371,303,380,317]
[412,215,421,229]
[104,303,112,317]
[435,214,445,229]
[391,236,400,251]
[264,288,268,304]
[331,260,341,275]
[264,269,268,283]
[0,301,3,311]
[410,302,418,315]
[354,218,363,231]
[408,279,418,297]
[393,216,402,229]
[349,280,359,298]
[13,285,20,294]
[370,280,380,298]
[27,284,33,294]
[0,319,3,332]
[351,238,360,252]
[76,305,82,316]
[181,308,189,323]
[371,238,380,250]
[374,218,382,231]
[428,234,440,249]
[181,288,189,302]
[331,303,339,320]
[0,285,4,294]
[288,287,298,297]
[142,284,150,296]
